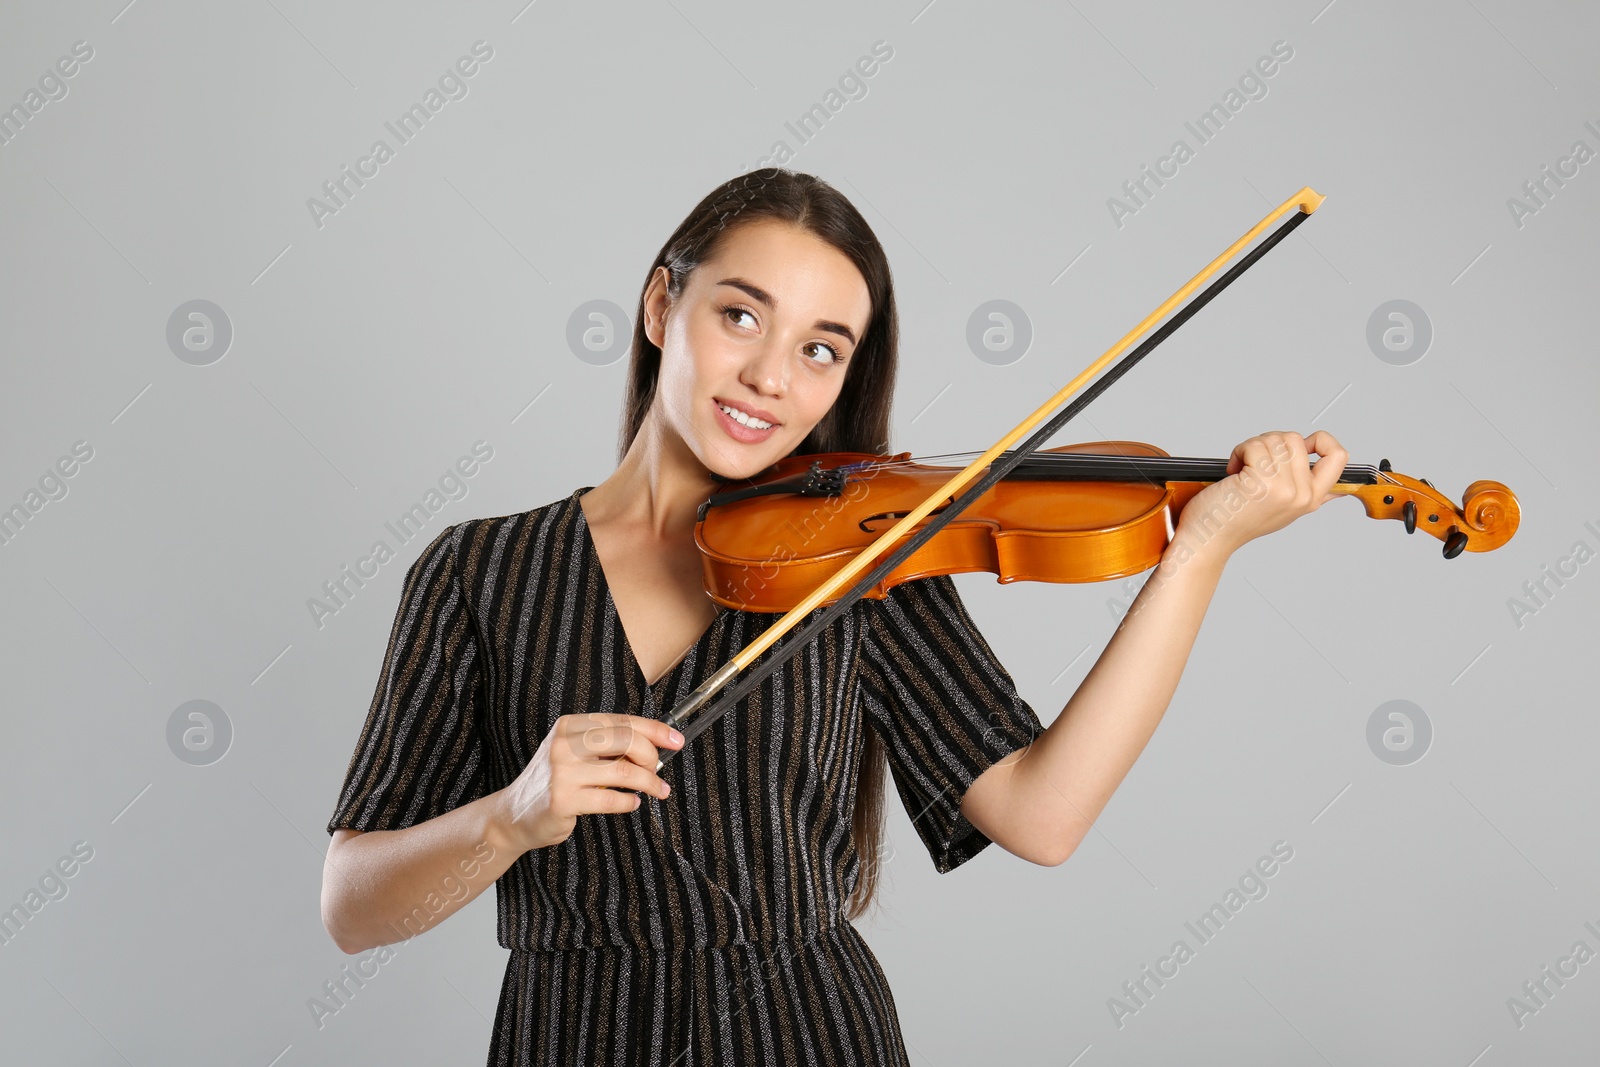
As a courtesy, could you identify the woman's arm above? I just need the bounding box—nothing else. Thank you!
[960,430,1347,866]
[321,790,527,954]
[321,712,681,954]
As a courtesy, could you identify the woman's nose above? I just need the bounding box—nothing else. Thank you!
[740,341,788,396]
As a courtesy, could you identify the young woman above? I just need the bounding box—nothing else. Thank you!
[321,168,1347,1065]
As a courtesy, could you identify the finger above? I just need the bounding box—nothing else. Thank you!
[1263,432,1299,478]
[1280,432,1311,500]
[569,713,684,758]
[565,713,644,760]
[1226,439,1273,504]
[583,784,649,815]
[591,754,671,799]
[1304,430,1348,502]
[1250,433,1280,478]
[1237,437,1272,481]
[1226,433,1264,476]
[1305,429,1347,464]
[615,714,684,771]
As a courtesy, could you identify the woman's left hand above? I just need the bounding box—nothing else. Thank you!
[1174,429,1348,558]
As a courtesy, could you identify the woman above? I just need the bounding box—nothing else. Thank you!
[321,168,1347,1065]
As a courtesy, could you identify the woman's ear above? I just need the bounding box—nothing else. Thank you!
[642,266,673,348]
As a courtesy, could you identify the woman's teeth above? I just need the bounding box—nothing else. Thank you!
[719,403,773,430]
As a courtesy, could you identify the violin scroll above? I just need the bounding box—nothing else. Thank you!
[1458,479,1521,552]
[1345,465,1520,557]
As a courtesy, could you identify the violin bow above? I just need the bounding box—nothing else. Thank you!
[656,186,1326,770]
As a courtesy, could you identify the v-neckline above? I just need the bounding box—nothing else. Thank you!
[573,486,726,694]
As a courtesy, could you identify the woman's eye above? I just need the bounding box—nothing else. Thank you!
[803,341,843,365]
[721,305,756,329]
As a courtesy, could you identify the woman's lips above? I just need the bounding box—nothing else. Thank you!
[712,398,779,443]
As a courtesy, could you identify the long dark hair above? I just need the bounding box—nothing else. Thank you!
[619,168,900,921]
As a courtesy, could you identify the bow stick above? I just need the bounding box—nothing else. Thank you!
[656,186,1326,771]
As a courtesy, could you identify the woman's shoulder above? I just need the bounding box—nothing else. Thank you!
[453,486,582,533]
[442,487,588,583]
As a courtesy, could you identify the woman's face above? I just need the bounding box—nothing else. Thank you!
[643,218,872,480]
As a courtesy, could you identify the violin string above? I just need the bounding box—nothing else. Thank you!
[853,449,1389,472]
[846,452,1394,483]
[865,454,1389,473]
[843,454,1424,505]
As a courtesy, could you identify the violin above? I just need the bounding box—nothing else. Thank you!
[694,444,1522,613]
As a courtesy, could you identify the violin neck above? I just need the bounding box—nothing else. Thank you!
[1002,452,1376,486]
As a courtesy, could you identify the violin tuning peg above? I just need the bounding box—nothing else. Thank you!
[1402,500,1417,534]
[1420,477,1435,489]
[1443,527,1469,559]
[1378,458,1392,473]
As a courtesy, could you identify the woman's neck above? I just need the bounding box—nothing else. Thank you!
[584,410,723,541]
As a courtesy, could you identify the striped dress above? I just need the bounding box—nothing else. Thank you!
[325,485,1043,1065]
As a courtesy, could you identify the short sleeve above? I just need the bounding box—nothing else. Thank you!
[326,523,489,834]
[855,574,1043,873]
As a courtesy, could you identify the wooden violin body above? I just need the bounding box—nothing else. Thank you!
[695,444,1521,612]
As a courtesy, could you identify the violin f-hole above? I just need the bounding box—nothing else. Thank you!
[860,499,954,533]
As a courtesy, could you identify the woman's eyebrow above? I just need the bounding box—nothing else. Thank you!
[716,277,858,346]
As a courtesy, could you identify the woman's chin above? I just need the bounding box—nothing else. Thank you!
[704,460,764,484]
[700,445,786,484]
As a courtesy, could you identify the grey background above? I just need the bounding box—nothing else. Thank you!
[2,0,1595,1063]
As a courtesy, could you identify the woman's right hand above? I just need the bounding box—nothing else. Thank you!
[499,713,684,853]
